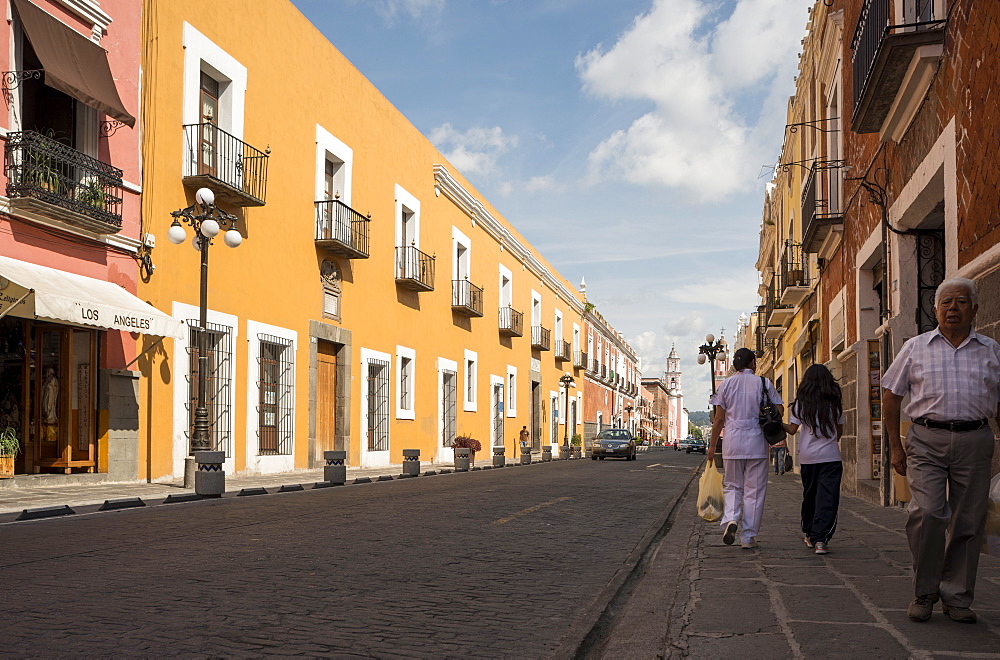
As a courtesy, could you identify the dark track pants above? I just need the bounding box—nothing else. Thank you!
[800,461,843,545]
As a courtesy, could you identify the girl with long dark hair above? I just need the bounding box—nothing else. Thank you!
[783,364,845,555]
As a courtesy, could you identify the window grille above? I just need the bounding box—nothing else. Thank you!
[399,357,412,410]
[257,334,294,455]
[466,359,475,404]
[493,384,504,447]
[367,359,390,452]
[442,369,457,447]
[186,320,234,457]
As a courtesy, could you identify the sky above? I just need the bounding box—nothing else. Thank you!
[290,0,812,414]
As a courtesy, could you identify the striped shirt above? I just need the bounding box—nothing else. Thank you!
[710,369,782,459]
[881,328,1000,421]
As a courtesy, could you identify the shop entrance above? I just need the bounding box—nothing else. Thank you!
[0,317,96,474]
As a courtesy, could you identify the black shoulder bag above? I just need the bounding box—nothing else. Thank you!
[759,376,786,446]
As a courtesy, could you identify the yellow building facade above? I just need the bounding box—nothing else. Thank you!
[137,0,587,481]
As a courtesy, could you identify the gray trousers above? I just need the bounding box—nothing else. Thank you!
[905,423,995,606]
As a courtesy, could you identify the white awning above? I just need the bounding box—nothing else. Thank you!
[649,429,663,437]
[0,255,182,338]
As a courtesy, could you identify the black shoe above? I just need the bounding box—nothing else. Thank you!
[907,594,939,622]
[723,522,737,545]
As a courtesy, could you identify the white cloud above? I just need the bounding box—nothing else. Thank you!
[524,175,559,193]
[663,310,705,337]
[429,123,520,177]
[371,0,444,22]
[576,0,808,201]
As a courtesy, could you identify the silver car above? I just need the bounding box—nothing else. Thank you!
[591,429,637,461]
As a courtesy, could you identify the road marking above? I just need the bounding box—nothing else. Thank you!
[492,496,571,525]
[647,463,662,468]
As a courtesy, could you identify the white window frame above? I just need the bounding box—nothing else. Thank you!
[498,265,513,308]
[550,391,560,443]
[394,184,421,249]
[452,226,471,281]
[490,375,506,448]
[315,124,354,205]
[463,349,478,412]
[438,357,460,462]
[396,345,416,420]
[360,348,392,468]
[531,290,542,327]
[182,22,246,136]
[573,323,581,354]
[245,320,297,474]
[506,365,517,417]
[171,302,240,479]
[554,309,563,344]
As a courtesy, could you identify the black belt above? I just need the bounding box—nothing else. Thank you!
[913,417,989,432]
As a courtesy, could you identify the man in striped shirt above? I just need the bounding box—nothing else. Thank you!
[883,277,1000,624]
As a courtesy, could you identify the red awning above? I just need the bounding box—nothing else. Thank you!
[12,0,135,127]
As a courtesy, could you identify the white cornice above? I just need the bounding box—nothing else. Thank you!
[433,164,584,315]
[55,0,112,41]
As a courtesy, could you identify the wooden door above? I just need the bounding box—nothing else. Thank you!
[316,341,338,458]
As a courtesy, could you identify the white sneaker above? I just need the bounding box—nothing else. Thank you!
[814,541,829,555]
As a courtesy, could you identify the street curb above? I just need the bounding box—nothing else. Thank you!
[548,463,701,660]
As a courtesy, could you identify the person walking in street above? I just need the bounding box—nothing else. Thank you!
[707,347,782,550]
[782,364,844,556]
[771,436,788,476]
[519,425,530,451]
[882,277,1000,624]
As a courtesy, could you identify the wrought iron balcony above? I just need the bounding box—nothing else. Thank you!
[531,325,550,351]
[851,0,946,134]
[183,123,269,206]
[395,245,435,291]
[764,280,793,337]
[315,199,370,259]
[801,161,845,254]
[452,278,484,317]
[601,365,607,379]
[554,340,571,362]
[779,241,810,306]
[499,306,523,337]
[574,350,588,369]
[4,130,124,234]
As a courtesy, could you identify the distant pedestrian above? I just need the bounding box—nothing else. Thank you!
[882,277,999,624]
[707,347,782,550]
[782,364,844,556]
[519,425,530,450]
[771,436,788,476]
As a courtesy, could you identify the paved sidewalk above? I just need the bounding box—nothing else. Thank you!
[0,458,473,519]
[603,464,1000,658]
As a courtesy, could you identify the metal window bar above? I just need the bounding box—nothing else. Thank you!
[780,241,808,289]
[492,384,504,448]
[315,199,370,257]
[499,306,523,335]
[531,325,550,350]
[400,358,411,410]
[452,279,484,315]
[4,130,125,229]
[915,229,945,333]
[851,0,890,115]
[366,359,390,452]
[183,122,269,204]
[186,320,234,457]
[257,334,294,456]
[441,369,457,448]
[395,245,435,288]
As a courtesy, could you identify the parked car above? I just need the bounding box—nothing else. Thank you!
[591,429,637,461]
[677,437,696,451]
[685,438,707,454]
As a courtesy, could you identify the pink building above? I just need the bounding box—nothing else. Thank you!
[0,0,174,479]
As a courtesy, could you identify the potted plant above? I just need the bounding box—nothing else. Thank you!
[451,434,482,468]
[571,434,582,458]
[75,178,106,210]
[0,426,19,478]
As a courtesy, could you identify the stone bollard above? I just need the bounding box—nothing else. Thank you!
[402,449,420,477]
[520,447,532,465]
[542,445,553,462]
[558,445,570,460]
[194,450,225,497]
[571,446,582,459]
[324,450,347,485]
[493,446,506,467]
[455,447,471,471]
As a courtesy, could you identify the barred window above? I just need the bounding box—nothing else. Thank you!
[442,369,457,448]
[399,356,412,411]
[367,359,390,452]
[186,320,233,458]
[258,334,294,455]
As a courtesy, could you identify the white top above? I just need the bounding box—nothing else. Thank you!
[881,328,1000,421]
[710,369,782,459]
[790,408,845,464]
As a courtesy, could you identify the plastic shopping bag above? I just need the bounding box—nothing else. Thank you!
[986,473,1000,557]
[697,459,724,522]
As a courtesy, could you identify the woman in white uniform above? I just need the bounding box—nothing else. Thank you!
[707,348,783,549]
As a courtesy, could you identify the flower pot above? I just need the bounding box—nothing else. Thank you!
[0,454,13,478]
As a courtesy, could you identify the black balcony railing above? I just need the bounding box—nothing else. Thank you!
[765,280,793,324]
[452,279,484,317]
[780,241,809,289]
[851,0,946,133]
[531,325,551,351]
[183,123,268,206]
[601,365,607,379]
[4,130,124,233]
[395,245,435,291]
[498,306,524,337]
[801,161,845,253]
[555,340,571,361]
[315,199,370,259]
[574,350,588,369]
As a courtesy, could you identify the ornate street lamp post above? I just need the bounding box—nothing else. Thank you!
[168,188,243,456]
[559,372,575,458]
[624,405,633,434]
[697,332,727,467]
